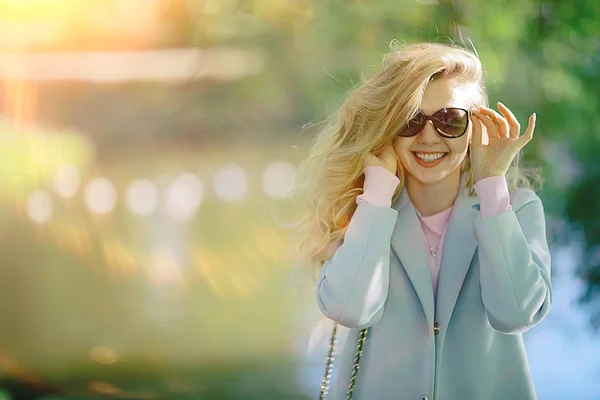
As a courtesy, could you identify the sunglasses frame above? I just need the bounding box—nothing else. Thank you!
[398,107,472,139]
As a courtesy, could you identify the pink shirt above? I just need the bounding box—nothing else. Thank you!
[356,166,512,299]
[415,206,452,298]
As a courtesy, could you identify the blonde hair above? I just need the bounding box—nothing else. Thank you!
[292,41,541,273]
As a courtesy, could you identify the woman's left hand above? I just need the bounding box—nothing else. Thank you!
[470,102,536,183]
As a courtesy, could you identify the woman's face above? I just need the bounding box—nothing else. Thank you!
[395,77,476,186]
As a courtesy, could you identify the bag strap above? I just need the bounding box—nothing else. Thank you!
[319,322,338,399]
[319,322,369,400]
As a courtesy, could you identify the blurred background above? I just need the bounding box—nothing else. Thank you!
[0,0,599,399]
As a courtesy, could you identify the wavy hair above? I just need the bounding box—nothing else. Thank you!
[292,41,541,273]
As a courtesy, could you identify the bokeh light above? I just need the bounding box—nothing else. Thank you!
[52,164,81,199]
[262,161,296,199]
[83,177,117,215]
[164,173,204,221]
[88,381,121,396]
[26,189,52,224]
[125,179,159,217]
[213,163,248,203]
[89,346,118,365]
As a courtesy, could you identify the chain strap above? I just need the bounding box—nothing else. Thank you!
[319,322,338,399]
[347,327,368,399]
[319,323,369,400]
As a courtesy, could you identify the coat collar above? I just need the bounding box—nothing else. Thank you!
[390,177,479,332]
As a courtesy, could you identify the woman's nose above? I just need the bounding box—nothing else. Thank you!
[418,120,441,144]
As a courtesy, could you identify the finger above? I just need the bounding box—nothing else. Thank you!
[497,102,521,139]
[364,153,379,167]
[514,113,536,149]
[478,106,510,138]
[472,109,497,139]
[470,114,489,146]
[470,114,482,148]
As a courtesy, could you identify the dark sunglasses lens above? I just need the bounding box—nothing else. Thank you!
[399,113,425,137]
[433,108,468,137]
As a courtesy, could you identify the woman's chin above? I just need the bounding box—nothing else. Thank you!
[405,168,456,187]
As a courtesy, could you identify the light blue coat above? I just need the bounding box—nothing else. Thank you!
[317,183,552,400]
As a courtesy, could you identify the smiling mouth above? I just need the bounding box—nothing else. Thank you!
[412,152,448,163]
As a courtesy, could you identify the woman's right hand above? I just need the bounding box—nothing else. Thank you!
[364,139,399,175]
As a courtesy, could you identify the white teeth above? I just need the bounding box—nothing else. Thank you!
[415,152,446,162]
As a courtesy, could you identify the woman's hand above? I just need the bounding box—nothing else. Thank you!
[470,102,536,183]
[364,139,399,175]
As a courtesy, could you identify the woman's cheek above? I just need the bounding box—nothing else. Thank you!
[398,153,413,171]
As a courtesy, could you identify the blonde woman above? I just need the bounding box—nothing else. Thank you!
[294,42,551,400]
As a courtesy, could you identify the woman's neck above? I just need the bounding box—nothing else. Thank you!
[405,170,461,216]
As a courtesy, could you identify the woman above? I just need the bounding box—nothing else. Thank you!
[294,42,552,399]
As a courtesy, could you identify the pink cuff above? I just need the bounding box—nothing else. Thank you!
[474,176,512,217]
[356,166,400,208]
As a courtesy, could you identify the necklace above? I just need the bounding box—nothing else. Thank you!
[416,211,445,259]
[421,225,438,257]
[428,244,438,258]
[416,207,452,260]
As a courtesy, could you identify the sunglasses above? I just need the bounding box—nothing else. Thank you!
[398,107,471,138]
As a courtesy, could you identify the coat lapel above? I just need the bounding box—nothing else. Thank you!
[390,185,479,337]
[390,190,435,329]
[435,193,479,339]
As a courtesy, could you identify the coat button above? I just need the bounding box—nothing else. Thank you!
[433,322,440,335]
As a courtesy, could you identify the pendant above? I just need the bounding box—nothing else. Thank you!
[430,247,437,257]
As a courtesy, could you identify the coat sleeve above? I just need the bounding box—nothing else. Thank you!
[316,202,398,329]
[475,188,552,334]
